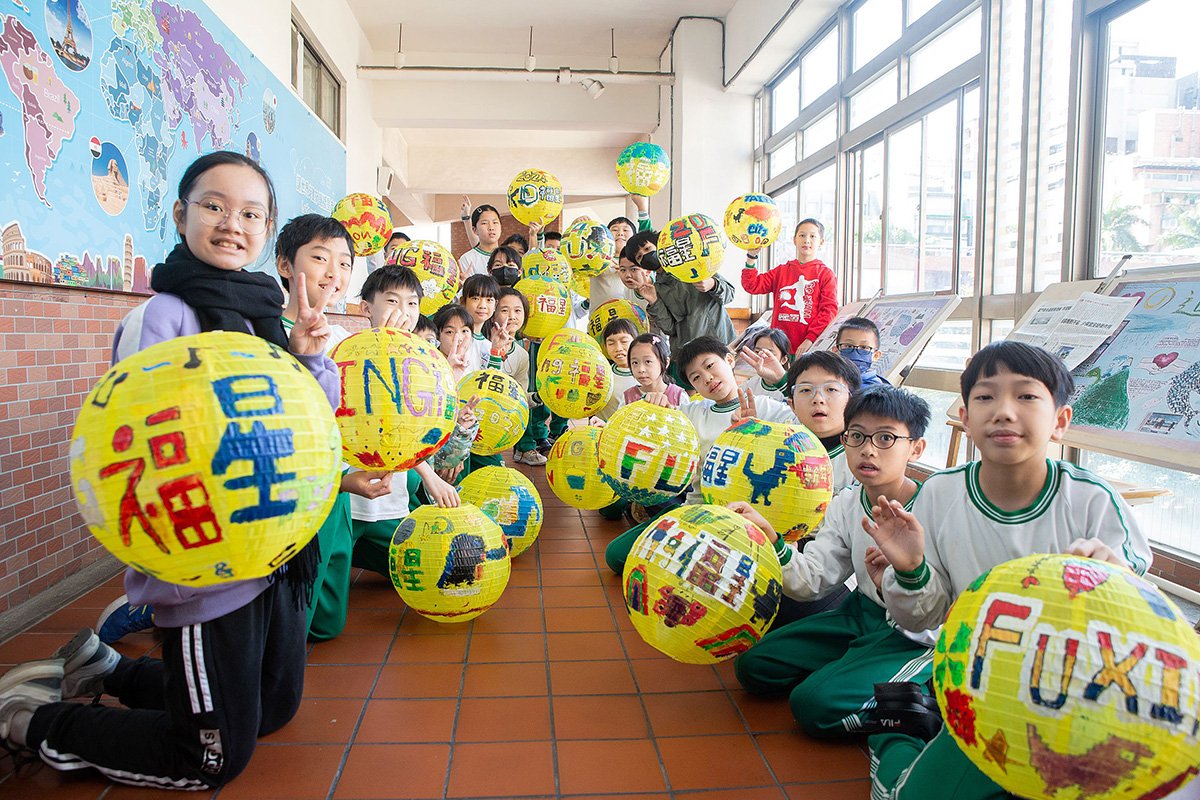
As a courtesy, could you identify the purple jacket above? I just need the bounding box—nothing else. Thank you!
[112,292,340,627]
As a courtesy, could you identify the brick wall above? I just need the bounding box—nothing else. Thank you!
[449,211,562,262]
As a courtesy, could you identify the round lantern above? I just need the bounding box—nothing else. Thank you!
[701,419,833,543]
[331,193,392,257]
[657,214,726,283]
[616,142,671,197]
[458,467,543,558]
[538,328,603,368]
[560,220,616,279]
[622,504,782,664]
[329,328,458,470]
[388,503,511,623]
[70,331,341,586]
[536,338,614,419]
[457,369,529,456]
[597,401,700,505]
[545,427,619,510]
[570,271,591,299]
[587,299,649,344]
[723,194,781,250]
[515,276,571,340]
[522,247,572,285]
[388,239,460,316]
[933,554,1200,800]
[507,168,563,226]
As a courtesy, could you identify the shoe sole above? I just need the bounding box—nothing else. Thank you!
[0,662,63,697]
[54,629,99,674]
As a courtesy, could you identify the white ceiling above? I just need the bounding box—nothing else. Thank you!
[398,128,640,149]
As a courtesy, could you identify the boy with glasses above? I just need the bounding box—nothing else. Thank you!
[834,316,889,387]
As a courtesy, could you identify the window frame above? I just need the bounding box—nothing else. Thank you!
[291,20,343,139]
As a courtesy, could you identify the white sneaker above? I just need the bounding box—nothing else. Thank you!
[514,449,548,466]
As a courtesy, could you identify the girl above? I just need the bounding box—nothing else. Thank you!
[625,332,685,407]
[597,318,639,421]
[487,287,530,395]
[0,152,337,789]
[486,245,522,288]
[429,304,481,480]
[740,327,793,401]
[460,274,501,371]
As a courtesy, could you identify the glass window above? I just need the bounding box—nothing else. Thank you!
[798,163,838,266]
[853,0,902,71]
[1083,453,1200,559]
[991,0,1027,294]
[302,48,320,115]
[294,26,341,138]
[907,387,966,468]
[850,66,899,129]
[772,66,800,133]
[856,142,885,298]
[908,9,982,95]
[886,121,922,293]
[920,102,958,292]
[907,0,940,25]
[770,185,799,265]
[802,111,837,159]
[914,319,971,371]
[958,87,980,296]
[1033,0,1073,290]
[801,28,839,108]
[769,136,798,177]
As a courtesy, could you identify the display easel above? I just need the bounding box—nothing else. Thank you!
[846,290,961,384]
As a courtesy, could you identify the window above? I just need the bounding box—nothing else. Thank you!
[850,67,899,129]
[772,66,800,133]
[906,0,941,24]
[770,185,799,265]
[990,0,1027,294]
[886,121,922,293]
[798,164,838,261]
[1032,0,1073,290]
[802,111,838,158]
[292,23,341,137]
[801,28,839,108]
[769,136,798,177]
[853,141,885,299]
[957,87,980,296]
[908,9,982,94]
[853,0,902,70]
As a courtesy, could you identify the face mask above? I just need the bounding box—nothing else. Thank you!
[841,348,876,375]
[492,266,520,287]
[639,251,661,271]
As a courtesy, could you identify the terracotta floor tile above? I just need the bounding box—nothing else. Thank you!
[333,744,449,799]
[630,657,724,693]
[260,698,364,744]
[508,569,541,587]
[755,732,869,784]
[509,552,539,570]
[784,780,872,798]
[0,631,79,665]
[619,626,679,661]
[454,696,552,741]
[104,786,217,800]
[343,584,404,611]
[539,568,602,587]
[467,632,547,662]
[552,694,651,739]
[541,585,611,607]
[732,691,800,734]
[544,605,618,633]
[538,537,594,553]
[386,634,469,664]
[685,789,789,800]
[71,582,128,609]
[306,635,392,665]
[373,663,462,698]
[339,608,403,635]
[547,631,627,661]
[462,661,548,696]
[556,739,669,795]
[468,607,545,634]
[446,740,556,797]
[396,611,468,635]
[550,659,637,695]
[302,665,379,698]
[539,551,599,570]
[644,690,747,737]
[0,770,109,800]
[217,744,343,799]
[26,605,104,634]
[355,698,456,743]
[488,585,543,609]
[657,733,777,791]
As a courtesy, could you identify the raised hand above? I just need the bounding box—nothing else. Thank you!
[460,195,472,218]
[864,545,890,595]
[489,322,513,351]
[457,395,480,428]
[861,498,925,574]
[287,272,337,356]
[730,387,758,426]
[740,345,786,385]
[728,501,777,543]
[630,194,649,214]
[374,305,410,331]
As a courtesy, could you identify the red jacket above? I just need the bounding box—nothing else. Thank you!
[741,258,838,351]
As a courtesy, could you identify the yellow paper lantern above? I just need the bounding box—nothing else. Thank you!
[388,504,511,623]
[597,401,700,504]
[331,193,393,257]
[538,328,602,369]
[933,554,1200,800]
[570,271,591,299]
[536,339,614,419]
[507,168,563,226]
[388,239,460,316]
[458,467,543,558]
[560,220,616,279]
[587,299,650,344]
[623,504,782,664]
[657,214,726,283]
[723,194,782,250]
[522,247,572,285]
[616,142,671,197]
[329,328,458,470]
[515,276,571,340]
[69,331,341,586]
[701,419,833,543]
[545,427,619,510]
[457,369,529,456]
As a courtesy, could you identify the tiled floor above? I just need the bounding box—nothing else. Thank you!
[0,463,871,799]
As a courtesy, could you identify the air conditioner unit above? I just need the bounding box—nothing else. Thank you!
[377,166,395,197]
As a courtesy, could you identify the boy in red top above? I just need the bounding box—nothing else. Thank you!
[743,218,838,354]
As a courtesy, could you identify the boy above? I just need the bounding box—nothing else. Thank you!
[835,316,889,387]
[383,231,410,263]
[595,194,653,306]
[866,341,1152,800]
[414,314,438,346]
[597,318,639,421]
[742,219,838,354]
[458,203,503,279]
[733,386,935,739]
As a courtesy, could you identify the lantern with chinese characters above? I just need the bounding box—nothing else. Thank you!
[388,503,511,623]
[933,554,1200,800]
[597,401,700,505]
[515,276,571,340]
[331,193,393,257]
[457,369,529,456]
[616,142,671,197]
[458,467,543,558]
[587,299,649,344]
[329,328,458,470]
[657,214,726,283]
[69,331,341,586]
[538,328,602,367]
[545,427,619,510]
[507,168,563,226]
[522,247,572,285]
[723,194,781,250]
[388,240,459,316]
[701,419,833,543]
[536,338,613,419]
[560,220,616,279]
[623,504,782,664]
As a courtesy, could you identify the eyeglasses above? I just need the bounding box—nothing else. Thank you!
[186,199,269,234]
[836,344,876,355]
[841,430,917,449]
[792,382,848,400]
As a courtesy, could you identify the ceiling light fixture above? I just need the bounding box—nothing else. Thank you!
[581,78,605,99]
[609,28,619,74]
[393,23,405,68]
[525,26,536,71]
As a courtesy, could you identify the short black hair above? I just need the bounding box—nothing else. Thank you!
[961,341,1074,407]
[500,233,528,252]
[387,231,410,246]
[677,336,730,375]
[795,218,825,238]
[542,230,562,243]
[624,230,658,267]
[461,273,500,300]
[785,350,862,397]
[844,385,931,439]
[602,318,639,341]
[487,246,521,270]
[608,216,636,232]
[836,316,881,347]
[414,314,436,338]
[483,287,529,339]
[275,214,354,291]
[432,302,472,332]
[360,264,422,302]
[471,204,500,227]
[751,328,792,360]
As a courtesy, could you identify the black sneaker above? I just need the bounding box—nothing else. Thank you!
[536,438,552,456]
[867,681,943,741]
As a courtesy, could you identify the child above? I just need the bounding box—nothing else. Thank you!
[487,245,522,288]
[458,203,502,279]
[835,316,889,387]
[541,229,562,250]
[357,263,423,331]
[733,386,935,739]
[776,350,861,493]
[625,333,685,407]
[500,232,529,257]
[597,318,639,421]
[742,219,838,354]
[739,327,793,401]
[461,274,502,371]
[488,287,530,394]
[382,230,410,263]
[615,250,652,318]
[0,152,338,789]
[866,341,1152,800]
[593,195,652,306]
[414,314,438,346]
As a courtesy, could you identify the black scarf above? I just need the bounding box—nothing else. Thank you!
[151,243,319,610]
